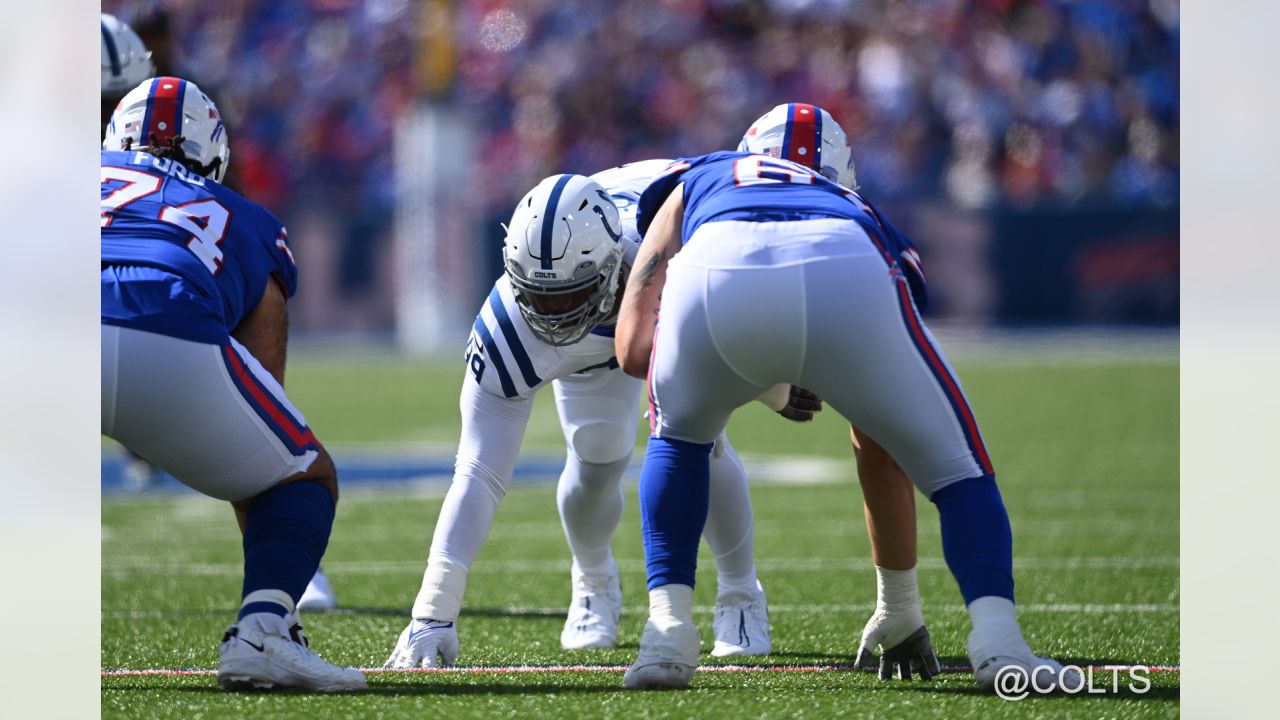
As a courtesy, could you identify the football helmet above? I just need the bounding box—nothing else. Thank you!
[738,103,857,189]
[104,77,231,183]
[502,174,626,346]
[101,14,155,100]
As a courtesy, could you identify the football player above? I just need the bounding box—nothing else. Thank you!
[614,148,1077,691]
[385,163,789,668]
[738,104,936,678]
[102,78,365,692]
[386,153,939,672]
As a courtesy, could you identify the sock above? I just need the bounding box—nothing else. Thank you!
[929,476,1014,604]
[556,454,628,577]
[640,436,714,590]
[240,480,336,619]
[966,595,1029,658]
[704,441,758,600]
[649,583,694,624]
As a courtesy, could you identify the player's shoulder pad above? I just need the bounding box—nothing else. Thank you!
[636,152,750,235]
[465,278,556,400]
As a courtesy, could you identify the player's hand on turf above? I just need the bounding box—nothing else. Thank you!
[778,386,823,422]
[855,617,940,681]
[385,619,460,669]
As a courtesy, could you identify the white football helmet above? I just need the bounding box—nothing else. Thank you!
[104,77,231,183]
[101,14,155,100]
[738,103,857,189]
[503,174,626,346]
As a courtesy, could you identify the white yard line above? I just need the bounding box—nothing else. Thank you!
[103,601,1178,619]
[102,555,1179,575]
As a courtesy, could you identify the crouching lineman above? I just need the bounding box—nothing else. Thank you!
[101,78,365,692]
[614,150,1078,692]
[738,103,938,677]
[386,165,789,668]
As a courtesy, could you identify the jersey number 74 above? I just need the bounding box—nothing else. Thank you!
[101,166,230,275]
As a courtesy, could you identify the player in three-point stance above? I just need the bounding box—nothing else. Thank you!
[101,77,365,692]
[386,164,796,668]
[614,148,1077,692]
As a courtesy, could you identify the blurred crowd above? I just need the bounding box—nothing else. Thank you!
[104,0,1179,328]
[458,0,1179,214]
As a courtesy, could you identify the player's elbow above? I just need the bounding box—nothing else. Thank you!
[615,333,650,379]
[618,350,649,379]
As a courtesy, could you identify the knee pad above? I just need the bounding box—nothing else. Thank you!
[568,422,633,466]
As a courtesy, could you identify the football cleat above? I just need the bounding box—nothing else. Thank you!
[560,561,623,650]
[298,568,338,611]
[217,612,366,692]
[710,580,771,657]
[623,616,701,690]
[969,628,1082,693]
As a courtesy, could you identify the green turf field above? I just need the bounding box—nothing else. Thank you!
[102,353,1179,718]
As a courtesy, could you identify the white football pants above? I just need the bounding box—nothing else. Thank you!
[648,219,993,497]
[101,325,318,502]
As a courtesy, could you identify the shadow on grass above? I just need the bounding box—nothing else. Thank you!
[105,681,628,697]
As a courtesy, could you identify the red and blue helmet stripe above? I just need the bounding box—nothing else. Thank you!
[778,103,823,170]
[139,77,188,145]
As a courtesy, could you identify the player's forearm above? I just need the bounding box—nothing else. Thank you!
[852,424,918,570]
[413,379,533,620]
[231,276,289,385]
[616,188,684,378]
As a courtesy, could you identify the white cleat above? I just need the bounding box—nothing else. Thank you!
[217,612,366,692]
[560,562,622,650]
[298,568,338,612]
[623,616,700,690]
[969,629,1082,694]
[710,580,771,657]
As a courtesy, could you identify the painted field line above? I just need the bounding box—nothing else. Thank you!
[102,556,1179,576]
[103,602,1178,619]
[102,663,1181,678]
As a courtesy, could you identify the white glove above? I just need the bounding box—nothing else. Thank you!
[384,618,460,669]
[853,567,938,680]
[855,610,939,680]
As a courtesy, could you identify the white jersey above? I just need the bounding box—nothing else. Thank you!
[463,159,673,400]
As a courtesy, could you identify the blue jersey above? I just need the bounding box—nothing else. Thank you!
[101,150,298,343]
[638,151,928,309]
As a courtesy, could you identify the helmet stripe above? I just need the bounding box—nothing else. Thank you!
[141,77,184,146]
[101,21,122,78]
[783,103,820,170]
[779,104,795,162]
[539,175,573,270]
[175,79,188,137]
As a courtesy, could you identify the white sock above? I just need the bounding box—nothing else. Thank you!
[705,441,758,600]
[240,589,295,616]
[649,584,694,624]
[966,596,1028,656]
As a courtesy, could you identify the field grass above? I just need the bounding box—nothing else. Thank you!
[102,352,1179,718]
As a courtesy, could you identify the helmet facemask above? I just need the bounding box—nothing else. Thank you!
[506,252,622,347]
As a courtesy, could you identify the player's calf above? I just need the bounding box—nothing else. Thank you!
[233,446,339,621]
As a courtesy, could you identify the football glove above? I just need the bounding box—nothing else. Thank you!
[855,615,940,681]
[778,386,823,423]
[384,618,459,669]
